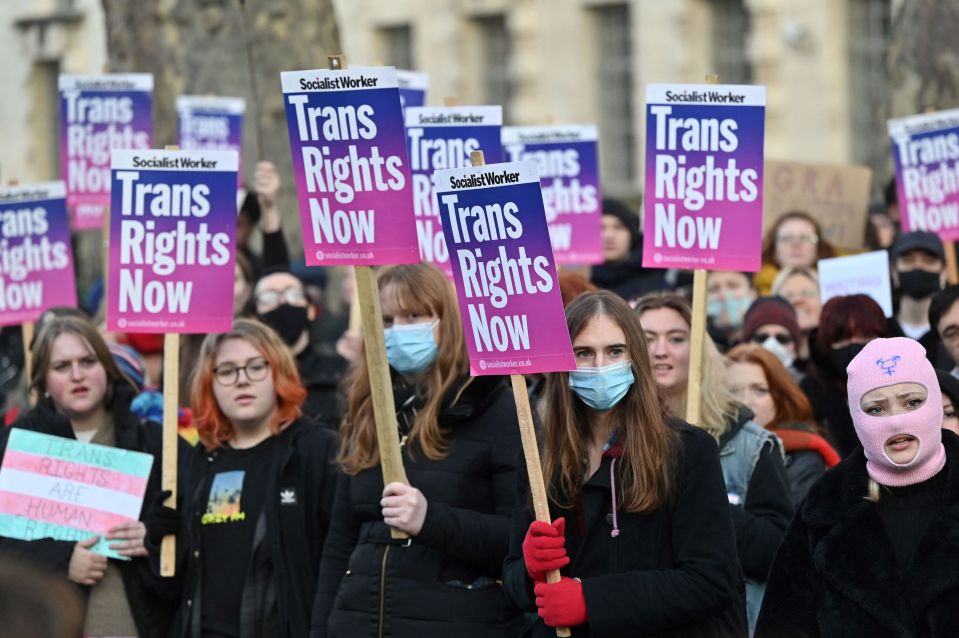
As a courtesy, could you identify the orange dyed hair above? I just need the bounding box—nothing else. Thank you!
[558,270,598,307]
[726,343,814,429]
[191,319,307,450]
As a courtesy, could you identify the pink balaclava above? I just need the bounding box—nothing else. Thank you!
[846,337,946,487]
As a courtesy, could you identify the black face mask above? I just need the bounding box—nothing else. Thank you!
[257,304,309,347]
[897,269,942,300]
[829,343,866,376]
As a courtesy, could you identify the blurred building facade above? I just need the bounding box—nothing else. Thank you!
[335,0,895,198]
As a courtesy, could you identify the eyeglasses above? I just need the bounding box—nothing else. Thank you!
[751,332,794,345]
[776,233,818,245]
[255,286,306,312]
[213,358,270,386]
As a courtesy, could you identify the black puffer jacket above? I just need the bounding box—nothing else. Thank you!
[503,421,747,638]
[311,375,529,637]
[0,384,185,638]
[166,417,338,638]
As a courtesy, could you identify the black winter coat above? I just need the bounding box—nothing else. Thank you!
[0,384,185,638]
[503,422,747,638]
[311,375,529,638]
[167,417,338,638]
[589,244,668,302]
[756,431,959,637]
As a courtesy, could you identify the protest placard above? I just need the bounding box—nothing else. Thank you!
[642,83,765,272]
[502,125,602,264]
[281,66,418,266]
[763,160,872,251]
[59,74,153,230]
[818,250,893,317]
[177,96,246,187]
[407,105,503,274]
[0,182,77,326]
[434,159,576,376]
[888,109,959,241]
[0,428,154,560]
[105,149,238,334]
[396,70,428,111]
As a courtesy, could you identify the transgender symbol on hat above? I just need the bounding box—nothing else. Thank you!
[876,356,901,377]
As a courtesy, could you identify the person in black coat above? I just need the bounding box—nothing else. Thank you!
[503,291,745,637]
[311,263,528,637]
[0,315,185,638]
[145,318,338,638]
[589,198,668,302]
[757,337,959,637]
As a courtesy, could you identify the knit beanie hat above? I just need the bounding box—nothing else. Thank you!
[601,198,640,250]
[846,337,946,486]
[742,296,801,346]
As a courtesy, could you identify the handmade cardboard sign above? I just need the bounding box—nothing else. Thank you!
[818,250,893,317]
[281,66,419,266]
[59,74,153,230]
[176,96,245,187]
[434,160,576,376]
[763,160,872,252]
[0,182,77,325]
[502,125,602,264]
[406,105,503,274]
[0,428,154,560]
[889,109,959,241]
[106,149,238,334]
[396,70,429,111]
[642,84,765,272]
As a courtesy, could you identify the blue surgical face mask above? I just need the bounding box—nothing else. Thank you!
[707,295,752,329]
[384,321,438,375]
[569,361,635,411]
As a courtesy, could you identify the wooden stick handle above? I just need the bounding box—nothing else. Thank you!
[686,269,708,425]
[22,321,35,406]
[945,242,958,285]
[160,333,180,576]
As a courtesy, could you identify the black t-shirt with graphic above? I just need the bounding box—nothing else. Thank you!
[200,436,276,637]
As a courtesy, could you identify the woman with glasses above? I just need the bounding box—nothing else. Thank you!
[727,344,840,505]
[771,268,822,362]
[636,292,792,635]
[148,318,338,638]
[312,263,528,637]
[754,212,836,296]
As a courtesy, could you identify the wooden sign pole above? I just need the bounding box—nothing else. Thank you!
[160,145,181,576]
[684,74,721,426]
[945,242,959,285]
[469,150,570,637]
[329,55,410,539]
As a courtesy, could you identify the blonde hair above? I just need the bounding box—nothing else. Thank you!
[771,266,819,297]
[865,478,882,503]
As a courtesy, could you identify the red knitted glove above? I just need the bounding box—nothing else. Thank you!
[534,577,587,627]
[522,517,569,581]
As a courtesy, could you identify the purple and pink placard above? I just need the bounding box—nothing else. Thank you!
[642,84,765,272]
[502,125,602,265]
[888,109,959,242]
[177,95,245,188]
[406,105,504,276]
[106,149,238,334]
[434,160,576,376]
[396,70,428,112]
[281,66,418,266]
[0,182,77,326]
[59,74,153,231]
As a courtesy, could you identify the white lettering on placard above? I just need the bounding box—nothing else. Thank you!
[0,204,71,312]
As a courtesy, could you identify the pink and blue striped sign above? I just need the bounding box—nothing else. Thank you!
[0,429,154,560]
[642,83,765,272]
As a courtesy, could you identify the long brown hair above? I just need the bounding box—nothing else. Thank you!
[760,211,837,266]
[30,315,133,409]
[338,264,469,475]
[634,292,739,438]
[191,319,306,450]
[726,343,814,428]
[540,291,677,513]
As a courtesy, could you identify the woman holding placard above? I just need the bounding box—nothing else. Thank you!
[145,318,338,638]
[502,290,746,637]
[636,292,793,635]
[312,263,528,638]
[0,315,178,638]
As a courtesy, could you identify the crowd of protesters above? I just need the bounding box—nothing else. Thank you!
[2,166,959,638]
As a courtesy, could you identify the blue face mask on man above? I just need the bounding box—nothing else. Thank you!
[707,295,752,329]
[384,321,438,375]
[568,361,635,411]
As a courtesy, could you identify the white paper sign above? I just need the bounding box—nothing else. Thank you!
[818,251,893,317]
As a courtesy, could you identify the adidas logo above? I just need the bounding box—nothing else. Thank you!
[280,489,297,505]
